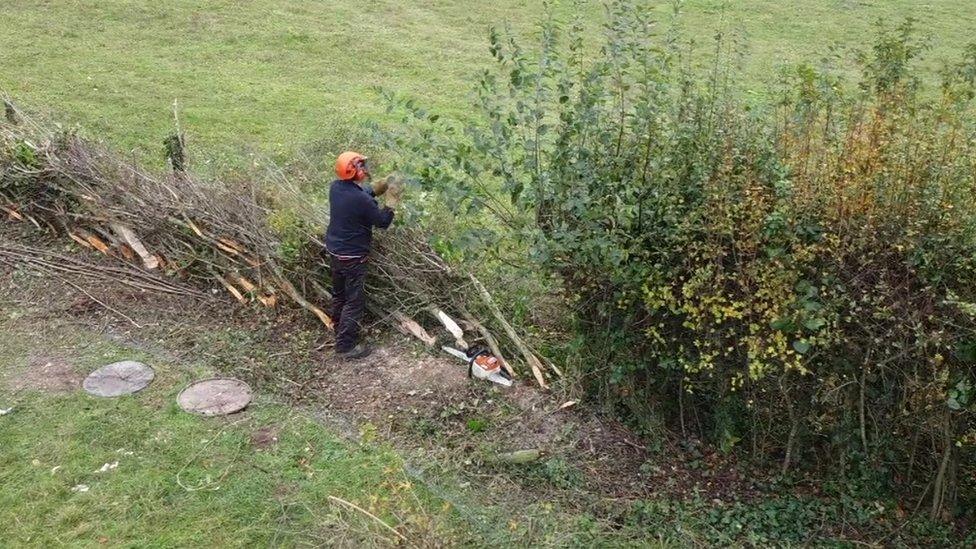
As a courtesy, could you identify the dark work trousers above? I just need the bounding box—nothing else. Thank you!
[330,255,368,353]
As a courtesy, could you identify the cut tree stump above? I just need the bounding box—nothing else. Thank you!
[83,361,155,397]
[177,378,252,416]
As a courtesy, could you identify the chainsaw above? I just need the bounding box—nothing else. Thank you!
[442,345,513,387]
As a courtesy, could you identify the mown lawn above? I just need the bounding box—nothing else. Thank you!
[0,312,462,546]
[1,0,972,161]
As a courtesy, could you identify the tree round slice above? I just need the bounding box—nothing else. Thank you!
[177,378,252,416]
[83,361,155,397]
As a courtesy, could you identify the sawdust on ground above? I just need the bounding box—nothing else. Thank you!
[3,355,83,394]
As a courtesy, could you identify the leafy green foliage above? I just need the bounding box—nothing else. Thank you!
[466,417,489,433]
[11,139,38,169]
[628,492,961,546]
[388,0,976,523]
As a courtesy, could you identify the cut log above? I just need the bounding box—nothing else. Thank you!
[541,355,564,377]
[1,205,23,221]
[184,218,204,237]
[431,308,468,348]
[215,275,246,302]
[217,238,245,254]
[68,232,92,249]
[82,231,111,254]
[277,277,334,330]
[231,273,257,293]
[492,449,543,464]
[394,311,436,346]
[118,244,136,261]
[111,223,159,269]
[215,240,241,256]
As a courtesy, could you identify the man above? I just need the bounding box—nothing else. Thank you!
[325,151,397,359]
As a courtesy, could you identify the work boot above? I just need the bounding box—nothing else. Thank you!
[336,344,372,360]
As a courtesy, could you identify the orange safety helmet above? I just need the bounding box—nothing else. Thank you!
[335,151,369,181]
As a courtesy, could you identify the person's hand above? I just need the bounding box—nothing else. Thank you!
[371,177,389,197]
[383,175,404,208]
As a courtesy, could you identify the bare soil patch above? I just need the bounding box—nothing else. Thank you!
[250,425,281,450]
[5,355,83,394]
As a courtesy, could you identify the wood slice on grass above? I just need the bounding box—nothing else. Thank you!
[177,378,252,416]
[83,361,155,397]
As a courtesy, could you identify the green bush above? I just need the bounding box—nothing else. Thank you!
[388,2,976,522]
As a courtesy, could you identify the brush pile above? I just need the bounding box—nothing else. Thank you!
[0,101,555,387]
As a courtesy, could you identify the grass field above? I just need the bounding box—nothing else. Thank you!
[0,305,462,546]
[1,0,973,163]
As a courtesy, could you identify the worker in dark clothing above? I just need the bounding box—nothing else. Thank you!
[325,151,396,359]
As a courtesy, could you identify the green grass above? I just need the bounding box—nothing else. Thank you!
[0,312,459,546]
[0,293,678,546]
[1,0,972,163]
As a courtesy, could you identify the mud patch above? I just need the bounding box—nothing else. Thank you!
[5,356,83,394]
[251,425,280,450]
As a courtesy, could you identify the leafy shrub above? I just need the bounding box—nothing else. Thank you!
[628,493,958,546]
[388,1,976,521]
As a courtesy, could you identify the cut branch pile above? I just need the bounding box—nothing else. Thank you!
[0,101,557,387]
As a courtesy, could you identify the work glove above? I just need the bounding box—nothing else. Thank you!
[383,175,405,208]
[371,176,390,197]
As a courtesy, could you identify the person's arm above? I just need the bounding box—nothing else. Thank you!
[363,193,394,229]
[365,178,389,198]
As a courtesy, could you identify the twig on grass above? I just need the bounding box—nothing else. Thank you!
[327,494,410,545]
[63,279,143,329]
[175,418,247,492]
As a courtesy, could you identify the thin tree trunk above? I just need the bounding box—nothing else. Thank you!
[780,378,799,476]
[859,363,869,456]
[906,426,922,484]
[930,415,955,521]
[678,376,686,438]
[782,417,799,476]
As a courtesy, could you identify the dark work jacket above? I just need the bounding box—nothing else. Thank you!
[325,179,394,257]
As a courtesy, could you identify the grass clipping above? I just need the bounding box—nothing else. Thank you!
[0,103,552,386]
